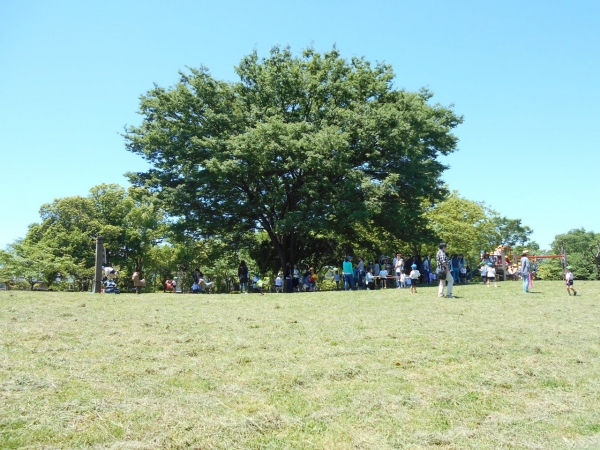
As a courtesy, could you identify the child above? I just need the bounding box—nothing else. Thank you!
[275,272,283,293]
[255,276,266,295]
[486,262,497,288]
[334,269,341,290]
[409,264,420,293]
[565,266,577,296]
[480,263,488,284]
[379,267,388,289]
[399,271,407,289]
[366,267,375,290]
[460,265,467,284]
[308,268,317,291]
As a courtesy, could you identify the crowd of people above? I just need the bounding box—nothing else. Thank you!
[233,246,473,295]
[233,244,562,298]
[103,246,577,297]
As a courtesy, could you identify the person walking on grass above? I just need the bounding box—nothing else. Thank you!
[565,265,577,296]
[436,242,454,298]
[409,264,420,293]
[520,250,531,293]
[486,262,497,288]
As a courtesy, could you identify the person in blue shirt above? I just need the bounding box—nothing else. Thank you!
[450,254,460,282]
[342,257,354,291]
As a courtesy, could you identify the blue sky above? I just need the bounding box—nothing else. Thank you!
[1,0,598,251]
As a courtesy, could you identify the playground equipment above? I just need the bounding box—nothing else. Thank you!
[511,243,568,278]
[480,246,513,281]
[479,244,568,281]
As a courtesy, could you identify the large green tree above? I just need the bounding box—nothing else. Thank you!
[125,46,462,269]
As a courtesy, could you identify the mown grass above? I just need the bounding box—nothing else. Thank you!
[1,281,600,449]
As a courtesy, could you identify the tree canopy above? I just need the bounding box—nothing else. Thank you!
[125,46,463,268]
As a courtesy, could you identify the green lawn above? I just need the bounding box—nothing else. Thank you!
[1,281,600,449]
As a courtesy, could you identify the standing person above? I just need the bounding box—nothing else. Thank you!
[366,267,375,290]
[333,269,341,290]
[422,256,430,285]
[479,262,488,284]
[293,264,300,292]
[238,260,249,294]
[357,257,366,290]
[284,263,293,293]
[520,250,531,293]
[460,265,467,284]
[399,271,407,289]
[409,264,420,293]
[458,254,467,284]
[394,253,404,288]
[343,257,354,291]
[565,266,577,296]
[379,265,388,289]
[275,272,283,293]
[486,262,497,288]
[436,243,454,298]
[451,254,460,282]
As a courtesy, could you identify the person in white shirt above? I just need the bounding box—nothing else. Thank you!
[409,264,420,293]
[378,267,388,289]
[103,266,118,277]
[486,262,497,288]
[565,265,577,296]
[275,272,283,293]
[366,268,375,290]
[394,253,404,288]
[479,263,488,284]
[399,271,406,289]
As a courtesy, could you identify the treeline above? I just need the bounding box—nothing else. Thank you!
[1,185,549,292]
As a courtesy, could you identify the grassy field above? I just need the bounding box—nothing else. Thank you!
[1,280,600,449]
